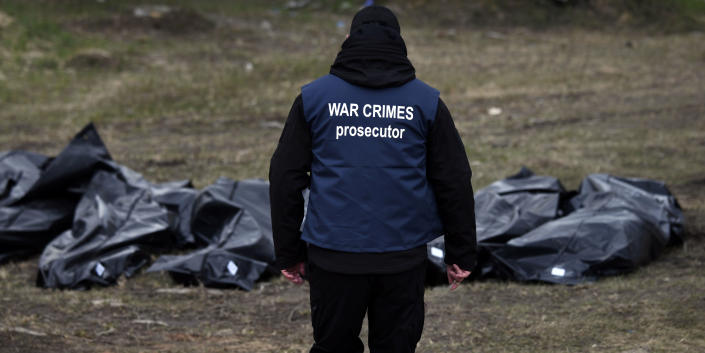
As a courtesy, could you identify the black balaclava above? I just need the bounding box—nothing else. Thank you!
[330,5,416,88]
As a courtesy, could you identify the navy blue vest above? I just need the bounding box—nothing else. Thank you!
[300,74,443,252]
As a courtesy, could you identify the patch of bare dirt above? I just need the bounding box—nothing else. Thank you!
[74,6,214,36]
[65,49,117,69]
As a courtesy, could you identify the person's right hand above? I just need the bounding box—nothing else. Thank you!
[281,262,306,285]
[447,264,471,291]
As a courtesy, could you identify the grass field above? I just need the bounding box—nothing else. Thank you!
[1,1,705,352]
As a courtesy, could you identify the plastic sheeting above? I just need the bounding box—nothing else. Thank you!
[426,167,569,284]
[0,150,48,205]
[37,170,173,289]
[1,123,275,290]
[427,168,684,285]
[34,137,195,289]
[2,123,686,288]
[475,167,567,244]
[488,193,666,284]
[573,174,683,245]
[1,124,111,264]
[147,178,275,291]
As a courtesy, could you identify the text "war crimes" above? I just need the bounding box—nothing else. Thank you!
[328,102,415,120]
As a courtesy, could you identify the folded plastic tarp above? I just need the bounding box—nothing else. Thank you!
[0,150,49,206]
[1,124,113,263]
[0,150,72,262]
[2,123,275,290]
[37,170,175,289]
[488,190,672,284]
[475,167,567,244]
[112,163,197,248]
[426,168,683,285]
[3,123,685,288]
[427,167,568,282]
[573,174,683,245]
[147,178,275,291]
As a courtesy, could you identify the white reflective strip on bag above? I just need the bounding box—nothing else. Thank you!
[551,267,566,277]
[431,247,444,259]
[227,261,238,276]
[95,262,106,277]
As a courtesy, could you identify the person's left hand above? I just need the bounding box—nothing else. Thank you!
[446,264,471,291]
[281,262,306,285]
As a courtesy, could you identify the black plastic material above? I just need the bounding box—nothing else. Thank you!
[573,174,683,245]
[33,125,274,290]
[2,123,274,290]
[427,168,684,285]
[490,195,664,283]
[1,124,112,264]
[475,167,566,244]
[147,178,275,291]
[37,170,173,289]
[22,124,114,201]
[2,124,685,288]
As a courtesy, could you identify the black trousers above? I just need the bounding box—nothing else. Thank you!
[308,262,426,353]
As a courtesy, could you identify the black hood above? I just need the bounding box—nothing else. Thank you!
[329,23,416,88]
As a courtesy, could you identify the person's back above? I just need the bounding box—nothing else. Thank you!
[269,6,477,353]
[301,74,443,253]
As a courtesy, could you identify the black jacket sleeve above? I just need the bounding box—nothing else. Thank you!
[269,94,311,270]
[427,98,477,271]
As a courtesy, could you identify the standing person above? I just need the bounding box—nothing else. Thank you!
[269,5,476,353]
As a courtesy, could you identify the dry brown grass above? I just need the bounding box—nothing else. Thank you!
[1,1,704,352]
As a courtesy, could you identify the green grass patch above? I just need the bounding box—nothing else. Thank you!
[0,4,704,350]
